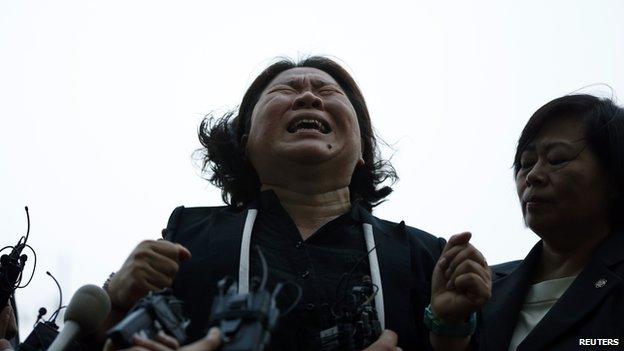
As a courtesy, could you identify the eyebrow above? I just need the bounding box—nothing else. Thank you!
[269,77,340,89]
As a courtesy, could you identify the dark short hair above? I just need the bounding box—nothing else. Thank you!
[513,94,624,228]
[197,56,397,209]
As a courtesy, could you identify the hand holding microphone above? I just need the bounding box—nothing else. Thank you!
[104,328,222,351]
[0,304,17,351]
[107,240,191,312]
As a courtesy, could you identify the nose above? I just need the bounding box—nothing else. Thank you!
[292,91,323,110]
[525,161,549,187]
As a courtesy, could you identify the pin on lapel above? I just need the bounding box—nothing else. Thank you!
[594,279,607,288]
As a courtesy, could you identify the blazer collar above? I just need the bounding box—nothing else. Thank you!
[482,229,624,351]
[481,241,542,351]
[518,229,624,350]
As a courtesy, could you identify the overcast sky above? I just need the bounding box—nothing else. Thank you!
[1,0,623,337]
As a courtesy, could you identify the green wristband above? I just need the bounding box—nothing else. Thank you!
[423,304,476,337]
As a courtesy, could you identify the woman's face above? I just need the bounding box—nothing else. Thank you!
[515,117,613,236]
[245,67,362,188]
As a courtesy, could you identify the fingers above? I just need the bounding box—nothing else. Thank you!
[445,244,487,276]
[454,273,492,305]
[447,232,472,247]
[363,329,402,351]
[0,306,8,339]
[150,241,191,263]
[176,245,192,262]
[104,337,166,351]
[432,232,492,322]
[105,333,180,351]
[133,335,173,351]
[433,234,472,294]
[440,232,471,255]
[108,240,190,310]
[6,306,16,340]
[0,305,15,340]
[377,329,397,345]
[181,327,222,351]
[140,261,176,288]
[447,259,490,288]
[438,244,467,270]
[442,238,492,309]
[155,331,180,350]
[117,273,160,306]
[437,232,474,274]
[202,327,222,351]
[435,243,469,289]
[141,251,180,278]
[442,240,490,290]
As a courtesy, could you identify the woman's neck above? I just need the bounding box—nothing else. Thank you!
[533,222,611,283]
[261,185,351,240]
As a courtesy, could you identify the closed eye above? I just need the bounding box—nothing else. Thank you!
[549,158,570,166]
[318,88,341,96]
[547,151,576,166]
[269,86,296,94]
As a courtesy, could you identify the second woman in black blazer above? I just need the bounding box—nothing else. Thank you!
[478,94,624,351]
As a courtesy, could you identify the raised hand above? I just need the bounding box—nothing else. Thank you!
[431,232,491,324]
[107,240,191,312]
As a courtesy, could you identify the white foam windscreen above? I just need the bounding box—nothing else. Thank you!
[63,284,111,334]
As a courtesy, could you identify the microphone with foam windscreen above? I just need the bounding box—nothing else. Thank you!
[46,284,111,351]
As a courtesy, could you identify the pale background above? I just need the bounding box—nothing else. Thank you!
[1,0,623,338]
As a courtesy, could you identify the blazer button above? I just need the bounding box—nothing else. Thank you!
[295,241,303,249]
[301,270,310,278]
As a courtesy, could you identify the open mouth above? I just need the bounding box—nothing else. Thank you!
[287,118,331,134]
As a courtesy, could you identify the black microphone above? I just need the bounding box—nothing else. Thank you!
[47,285,111,351]
[36,308,47,323]
[18,272,65,351]
[0,207,31,310]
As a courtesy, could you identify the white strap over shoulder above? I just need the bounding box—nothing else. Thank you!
[237,208,385,330]
[238,209,257,294]
[363,223,385,330]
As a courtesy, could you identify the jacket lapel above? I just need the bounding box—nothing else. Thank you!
[357,208,412,330]
[481,242,541,351]
[205,208,247,278]
[518,230,624,351]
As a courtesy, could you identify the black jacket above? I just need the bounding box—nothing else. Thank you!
[164,204,446,350]
[478,229,624,351]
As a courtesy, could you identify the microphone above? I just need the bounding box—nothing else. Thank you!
[0,207,31,310]
[46,284,111,351]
